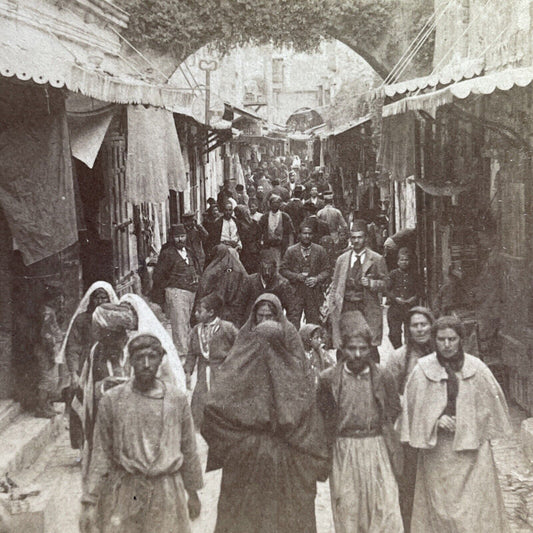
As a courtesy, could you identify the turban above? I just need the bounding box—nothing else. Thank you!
[92,303,138,332]
[339,311,372,345]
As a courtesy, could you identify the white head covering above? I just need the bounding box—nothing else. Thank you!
[120,293,186,392]
[56,281,118,365]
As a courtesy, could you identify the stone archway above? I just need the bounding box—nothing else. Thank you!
[119,0,434,83]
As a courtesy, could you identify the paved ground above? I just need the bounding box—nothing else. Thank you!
[9,305,533,532]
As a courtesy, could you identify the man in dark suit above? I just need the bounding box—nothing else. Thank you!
[258,194,295,265]
[205,201,242,262]
[243,249,299,328]
[151,224,201,354]
[283,184,306,231]
[302,202,330,244]
[304,185,324,210]
[280,223,330,326]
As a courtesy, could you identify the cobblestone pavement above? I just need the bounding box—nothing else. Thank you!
[12,304,533,532]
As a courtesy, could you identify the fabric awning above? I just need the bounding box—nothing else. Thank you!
[125,106,187,204]
[0,15,194,117]
[415,180,472,197]
[379,60,484,98]
[383,66,533,117]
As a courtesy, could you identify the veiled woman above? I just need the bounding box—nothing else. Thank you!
[202,293,329,533]
[399,315,511,532]
[234,205,261,274]
[58,281,118,449]
[196,244,250,327]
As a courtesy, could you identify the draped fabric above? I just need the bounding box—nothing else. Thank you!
[0,90,77,265]
[378,113,416,182]
[126,105,187,203]
[202,294,329,533]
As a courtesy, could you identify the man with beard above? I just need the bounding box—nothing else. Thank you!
[281,223,330,327]
[318,312,403,533]
[244,248,299,327]
[399,316,511,533]
[152,224,201,355]
[80,334,203,533]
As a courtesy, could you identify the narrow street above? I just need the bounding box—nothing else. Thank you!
[10,399,533,532]
[9,309,533,532]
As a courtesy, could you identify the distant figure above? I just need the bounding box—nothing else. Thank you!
[183,211,209,271]
[258,194,295,265]
[283,184,307,231]
[34,282,64,418]
[281,223,330,326]
[386,248,422,349]
[317,191,347,240]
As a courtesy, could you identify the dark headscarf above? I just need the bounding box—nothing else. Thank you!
[299,324,321,351]
[198,244,247,299]
[202,294,329,474]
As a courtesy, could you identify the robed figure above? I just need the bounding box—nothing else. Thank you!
[202,293,330,533]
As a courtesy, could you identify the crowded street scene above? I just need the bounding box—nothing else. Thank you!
[2,0,533,532]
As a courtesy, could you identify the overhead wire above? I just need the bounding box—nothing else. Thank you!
[380,0,455,88]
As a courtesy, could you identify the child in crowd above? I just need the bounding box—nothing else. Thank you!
[299,324,335,379]
[185,293,238,429]
[386,248,421,348]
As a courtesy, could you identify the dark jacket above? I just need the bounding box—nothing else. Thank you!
[258,211,295,253]
[283,198,306,232]
[280,242,330,291]
[243,272,299,327]
[151,243,200,304]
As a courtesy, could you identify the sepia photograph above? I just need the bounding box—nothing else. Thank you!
[0,0,532,531]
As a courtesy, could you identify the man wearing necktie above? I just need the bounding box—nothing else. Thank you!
[328,220,388,356]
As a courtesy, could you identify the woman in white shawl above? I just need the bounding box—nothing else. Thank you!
[58,281,118,449]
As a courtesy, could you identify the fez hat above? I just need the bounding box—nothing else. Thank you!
[171,224,187,236]
[351,219,367,233]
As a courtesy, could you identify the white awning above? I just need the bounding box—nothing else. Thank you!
[382,66,533,117]
[379,60,484,98]
[0,15,194,116]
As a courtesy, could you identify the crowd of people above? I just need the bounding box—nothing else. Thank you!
[32,159,511,533]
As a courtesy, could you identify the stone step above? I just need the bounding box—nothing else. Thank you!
[0,405,64,480]
[0,400,21,435]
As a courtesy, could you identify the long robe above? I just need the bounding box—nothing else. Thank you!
[400,352,512,533]
[202,294,329,533]
[83,380,203,533]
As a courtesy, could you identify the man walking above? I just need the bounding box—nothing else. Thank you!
[152,224,200,355]
[318,313,403,533]
[259,194,295,265]
[283,184,306,231]
[80,334,203,533]
[205,201,242,257]
[317,191,347,240]
[281,223,330,326]
[328,220,388,354]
